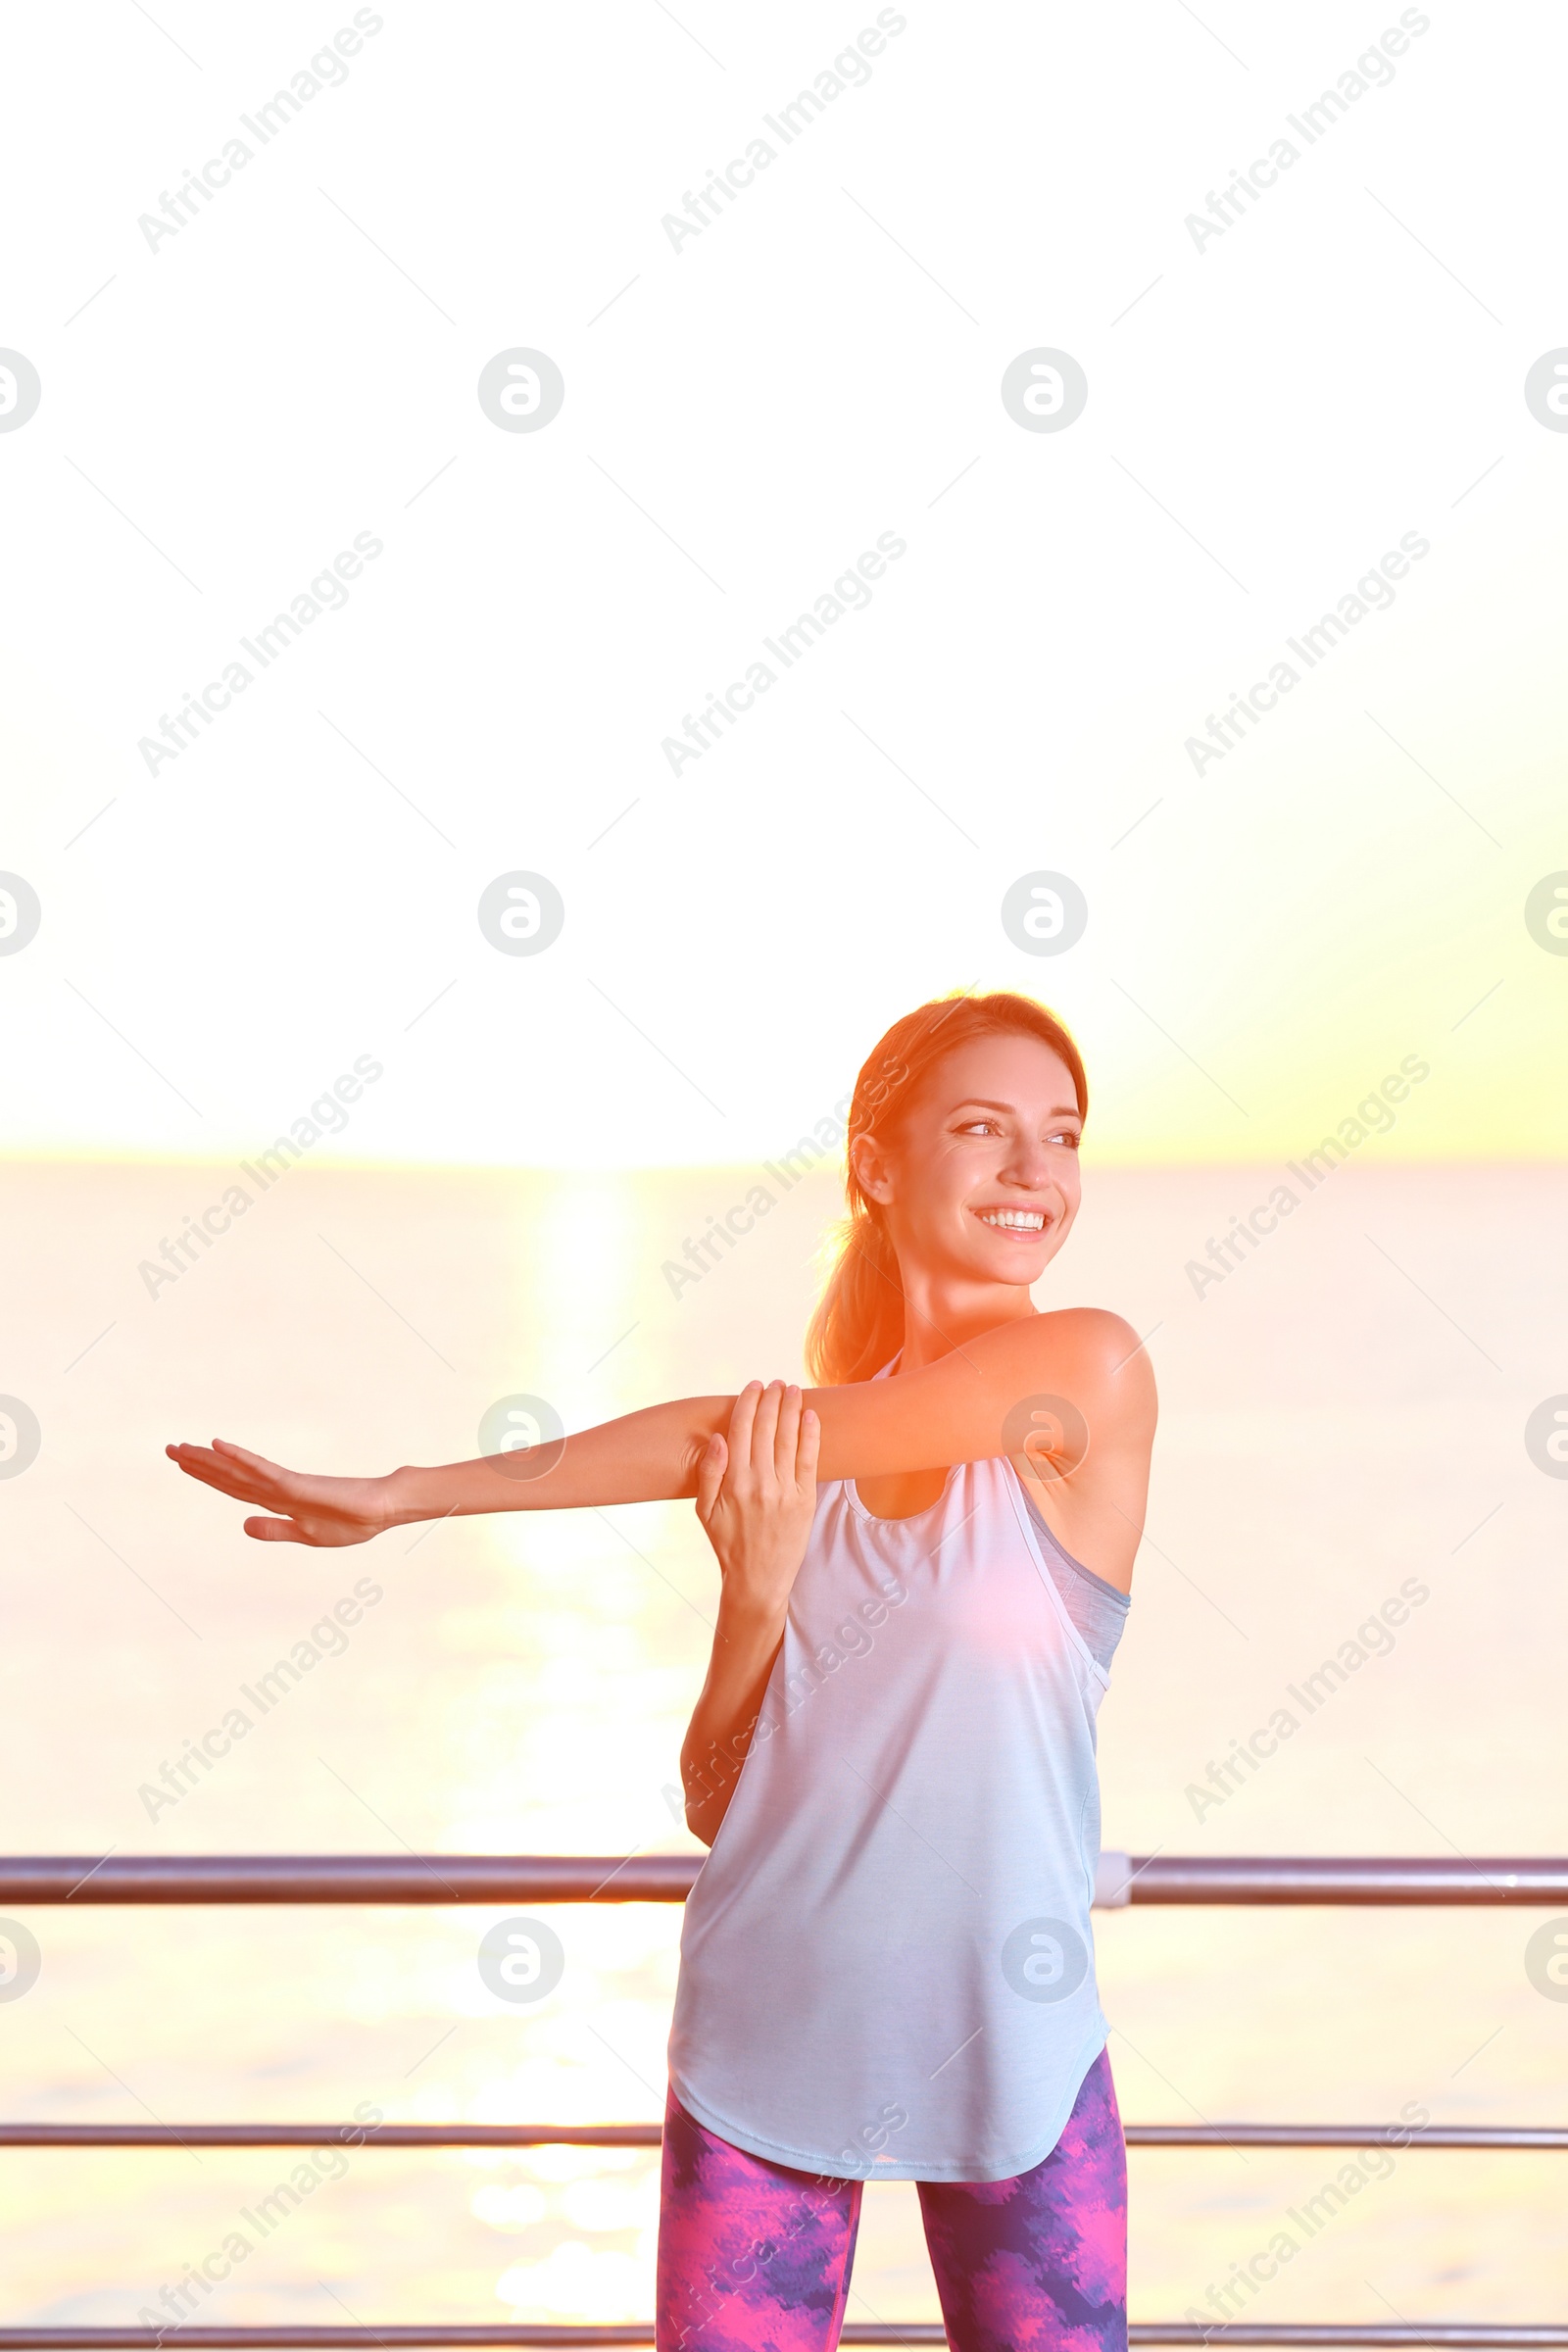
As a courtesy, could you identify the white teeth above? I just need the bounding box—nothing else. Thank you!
[978,1209,1046,1232]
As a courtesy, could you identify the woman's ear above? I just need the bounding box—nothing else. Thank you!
[851,1130,897,1207]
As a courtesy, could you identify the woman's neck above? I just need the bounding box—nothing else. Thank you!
[895,1282,1038,1375]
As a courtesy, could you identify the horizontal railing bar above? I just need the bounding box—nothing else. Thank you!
[1,2328,1564,2348]
[1128,2124,1568,2149]
[0,2121,1562,2150]
[0,1857,700,1904]
[0,2124,662,2148]
[1121,1857,1568,1904]
[4,1854,1566,1904]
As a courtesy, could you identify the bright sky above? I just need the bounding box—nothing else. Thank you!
[2,1,1565,1171]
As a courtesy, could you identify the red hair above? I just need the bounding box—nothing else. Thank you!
[804,991,1089,1388]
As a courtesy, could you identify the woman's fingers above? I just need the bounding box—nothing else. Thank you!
[167,1446,271,1502]
[167,1441,264,1484]
[725,1380,762,1469]
[167,1444,218,1474]
[175,1439,287,1489]
[211,1438,282,1468]
[244,1515,313,1544]
[748,1379,783,1480]
[723,1380,811,1489]
[772,1383,802,1483]
[169,1440,318,1515]
[795,1404,820,1493]
[694,1431,728,1527]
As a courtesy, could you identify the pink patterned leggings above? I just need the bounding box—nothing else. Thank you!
[656,2045,1127,2352]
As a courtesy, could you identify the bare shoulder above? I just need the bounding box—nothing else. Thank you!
[1045,1303,1151,1365]
[1015,1306,1157,1421]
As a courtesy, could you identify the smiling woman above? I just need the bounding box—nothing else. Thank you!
[168,987,1155,2352]
[805,991,1089,1392]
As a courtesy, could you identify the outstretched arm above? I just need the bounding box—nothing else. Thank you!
[168,1304,1152,1555]
[167,1395,733,1546]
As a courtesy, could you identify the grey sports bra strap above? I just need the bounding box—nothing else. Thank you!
[1019,1486,1130,1670]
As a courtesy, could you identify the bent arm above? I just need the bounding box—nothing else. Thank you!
[680,1382,818,1846]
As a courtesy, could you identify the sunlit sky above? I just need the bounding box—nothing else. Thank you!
[2,1,1565,1172]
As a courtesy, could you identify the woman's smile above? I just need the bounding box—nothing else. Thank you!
[972,1205,1050,1234]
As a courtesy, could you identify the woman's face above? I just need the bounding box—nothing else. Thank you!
[852,1031,1083,1290]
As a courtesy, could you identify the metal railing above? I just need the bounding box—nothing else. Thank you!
[2,1852,1563,2351]
[7,1852,1567,1904]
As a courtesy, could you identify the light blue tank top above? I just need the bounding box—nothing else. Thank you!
[669,1445,1120,2183]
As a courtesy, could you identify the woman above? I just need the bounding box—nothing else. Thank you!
[170,990,1156,2352]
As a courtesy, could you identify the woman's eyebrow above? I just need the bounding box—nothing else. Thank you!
[947,1097,1081,1120]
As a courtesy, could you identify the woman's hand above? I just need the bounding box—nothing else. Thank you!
[681,1381,818,1846]
[694,1380,819,1621]
[165,1439,397,1545]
